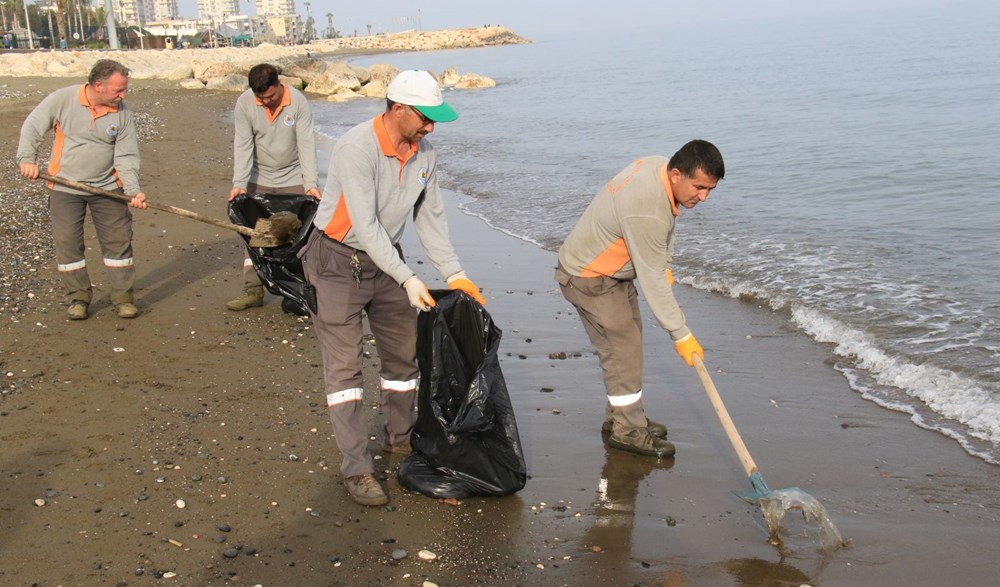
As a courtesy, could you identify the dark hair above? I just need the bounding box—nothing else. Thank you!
[248,63,280,94]
[668,139,725,180]
[88,60,130,85]
[386,98,400,111]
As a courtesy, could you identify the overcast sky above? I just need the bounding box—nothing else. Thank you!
[173,0,984,39]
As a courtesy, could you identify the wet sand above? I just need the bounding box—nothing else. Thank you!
[1,76,999,586]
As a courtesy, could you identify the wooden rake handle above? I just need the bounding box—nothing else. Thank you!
[37,172,256,238]
[692,354,760,477]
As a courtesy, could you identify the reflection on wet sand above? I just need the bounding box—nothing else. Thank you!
[581,439,676,578]
[578,440,820,586]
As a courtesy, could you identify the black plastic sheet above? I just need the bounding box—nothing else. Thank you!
[398,290,527,498]
[227,193,318,314]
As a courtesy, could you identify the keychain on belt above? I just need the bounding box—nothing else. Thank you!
[351,252,362,288]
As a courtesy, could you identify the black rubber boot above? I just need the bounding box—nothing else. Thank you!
[607,428,676,458]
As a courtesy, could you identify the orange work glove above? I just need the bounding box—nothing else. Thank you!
[665,268,675,286]
[674,333,704,367]
[447,272,486,305]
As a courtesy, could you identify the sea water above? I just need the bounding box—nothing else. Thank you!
[311,5,1000,463]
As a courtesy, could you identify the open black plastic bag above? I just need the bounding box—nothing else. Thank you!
[398,290,527,499]
[227,193,318,315]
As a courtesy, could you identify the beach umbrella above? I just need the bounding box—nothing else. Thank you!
[693,355,847,551]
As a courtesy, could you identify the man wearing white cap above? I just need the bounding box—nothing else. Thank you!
[301,70,486,506]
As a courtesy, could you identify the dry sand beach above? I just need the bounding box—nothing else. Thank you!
[2,62,1000,585]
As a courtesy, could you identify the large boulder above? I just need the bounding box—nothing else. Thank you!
[368,63,399,86]
[280,58,327,85]
[352,65,371,85]
[179,78,206,90]
[359,78,390,98]
[204,74,249,92]
[454,72,496,89]
[279,75,305,90]
[307,62,361,95]
[198,61,252,81]
[327,88,363,102]
[440,66,460,86]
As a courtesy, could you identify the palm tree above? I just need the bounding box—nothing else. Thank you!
[54,0,71,45]
[2,0,24,30]
[1,0,13,31]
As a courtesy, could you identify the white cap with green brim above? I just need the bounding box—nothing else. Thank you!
[386,70,459,123]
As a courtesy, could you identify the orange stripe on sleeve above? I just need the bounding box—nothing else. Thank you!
[323,193,353,241]
[579,238,630,278]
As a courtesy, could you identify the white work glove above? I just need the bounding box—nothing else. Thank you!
[403,276,436,311]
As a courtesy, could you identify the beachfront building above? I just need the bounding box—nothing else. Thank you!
[197,0,240,20]
[251,0,301,44]
[113,0,152,27]
[257,14,300,44]
[256,0,296,17]
[152,0,179,21]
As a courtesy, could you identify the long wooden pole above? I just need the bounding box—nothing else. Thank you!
[37,172,256,238]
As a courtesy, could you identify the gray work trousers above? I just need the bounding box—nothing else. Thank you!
[48,188,135,305]
[555,264,649,432]
[301,231,419,478]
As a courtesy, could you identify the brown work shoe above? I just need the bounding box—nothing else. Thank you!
[607,428,676,458]
[114,302,139,319]
[67,301,89,320]
[225,290,264,311]
[603,417,668,438]
[344,473,388,506]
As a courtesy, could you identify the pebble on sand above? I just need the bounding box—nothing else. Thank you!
[417,549,437,561]
[33,498,46,507]
[176,499,186,509]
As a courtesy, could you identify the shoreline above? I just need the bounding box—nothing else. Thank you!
[2,77,999,585]
[0,27,529,85]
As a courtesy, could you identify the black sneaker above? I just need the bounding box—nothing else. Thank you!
[607,429,676,458]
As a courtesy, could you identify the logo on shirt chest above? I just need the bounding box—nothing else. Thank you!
[283,114,296,127]
[418,167,428,187]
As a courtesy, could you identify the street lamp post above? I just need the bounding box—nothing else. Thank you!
[22,0,35,49]
[243,0,256,47]
[136,2,144,49]
[303,1,310,43]
[104,0,119,49]
[46,0,55,50]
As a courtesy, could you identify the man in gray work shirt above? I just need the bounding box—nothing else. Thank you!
[226,63,320,312]
[17,59,148,320]
[301,70,486,506]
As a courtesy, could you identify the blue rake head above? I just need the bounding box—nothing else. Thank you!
[736,470,773,504]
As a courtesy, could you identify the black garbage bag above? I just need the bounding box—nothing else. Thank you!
[398,289,527,499]
[227,193,319,315]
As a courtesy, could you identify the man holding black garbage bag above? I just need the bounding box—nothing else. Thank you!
[301,70,486,506]
[226,63,320,313]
